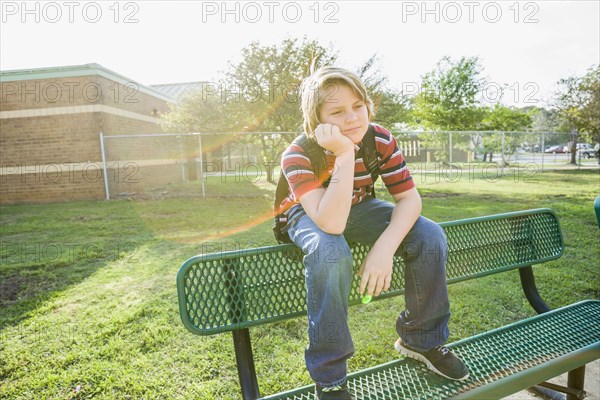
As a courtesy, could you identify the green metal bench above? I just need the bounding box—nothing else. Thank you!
[594,196,600,228]
[177,208,600,400]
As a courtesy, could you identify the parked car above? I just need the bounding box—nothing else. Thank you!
[522,145,543,153]
[577,144,599,159]
[566,143,593,153]
[544,145,567,153]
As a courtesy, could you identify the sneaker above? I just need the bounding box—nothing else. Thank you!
[315,383,352,400]
[395,338,470,381]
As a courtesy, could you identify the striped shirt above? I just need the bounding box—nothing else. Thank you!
[278,123,414,214]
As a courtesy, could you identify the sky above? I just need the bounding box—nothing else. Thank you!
[1,0,599,107]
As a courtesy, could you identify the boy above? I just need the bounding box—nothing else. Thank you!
[278,66,469,400]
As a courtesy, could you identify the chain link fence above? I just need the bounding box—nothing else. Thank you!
[99,130,598,199]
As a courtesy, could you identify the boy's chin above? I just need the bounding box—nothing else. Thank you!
[347,130,367,144]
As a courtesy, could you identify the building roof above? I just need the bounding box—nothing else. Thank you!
[150,82,206,103]
[0,63,173,102]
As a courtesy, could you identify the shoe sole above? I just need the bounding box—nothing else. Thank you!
[395,339,470,381]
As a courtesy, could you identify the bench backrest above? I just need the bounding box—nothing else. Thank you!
[177,208,563,336]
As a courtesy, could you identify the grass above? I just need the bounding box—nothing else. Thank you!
[1,169,599,399]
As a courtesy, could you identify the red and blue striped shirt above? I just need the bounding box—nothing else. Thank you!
[278,124,414,214]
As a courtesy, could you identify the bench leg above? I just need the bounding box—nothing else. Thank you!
[566,366,586,400]
[531,366,587,400]
[530,384,565,400]
[519,266,551,314]
[233,329,260,400]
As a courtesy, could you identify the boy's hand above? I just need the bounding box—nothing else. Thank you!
[314,124,354,156]
[358,247,393,298]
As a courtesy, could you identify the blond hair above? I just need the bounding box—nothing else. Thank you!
[300,66,374,139]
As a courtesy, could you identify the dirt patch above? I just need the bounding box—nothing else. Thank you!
[0,275,27,305]
[0,272,54,307]
[113,191,268,201]
[421,192,460,198]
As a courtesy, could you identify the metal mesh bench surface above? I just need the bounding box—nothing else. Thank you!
[260,300,600,400]
[176,208,599,400]
[177,209,563,336]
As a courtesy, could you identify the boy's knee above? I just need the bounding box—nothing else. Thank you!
[428,221,448,247]
[402,217,448,260]
[415,217,446,244]
[305,234,353,274]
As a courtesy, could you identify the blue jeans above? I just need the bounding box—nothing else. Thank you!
[283,197,450,388]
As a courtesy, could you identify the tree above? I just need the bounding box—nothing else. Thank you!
[160,91,233,134]
[480,105,533,163]
[221,37,338,181]
[520,106,570,153]
[371,89,412,132]
[412,56,488,162]
[481,104,533,132]
[160,37,337,182]
[223,37,337,133]
[554,65,600,163]
[525,106,569,133]
[161,38,408,182]
[355,54,412,131]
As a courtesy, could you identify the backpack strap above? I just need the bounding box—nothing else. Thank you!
[272,133,329,244]
[359,124,380,196]
[295,134,329,181]
[273,133,328,217]
[273,169,291,219]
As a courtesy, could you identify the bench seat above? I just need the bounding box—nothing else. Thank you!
[177,208,599,399]
[261,300,600,400]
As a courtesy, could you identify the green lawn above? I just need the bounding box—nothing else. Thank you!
[1,170,599,399]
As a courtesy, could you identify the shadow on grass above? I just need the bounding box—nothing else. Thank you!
[2,170,598,331]
[1,171,598,399]
[0,178,276,332]
[0,200,156,331]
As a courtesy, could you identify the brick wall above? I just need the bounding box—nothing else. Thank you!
[0,72,172,204]
[0,113,100,165]
[0,167,106,203]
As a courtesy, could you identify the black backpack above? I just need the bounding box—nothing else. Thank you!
[272,124,380,244]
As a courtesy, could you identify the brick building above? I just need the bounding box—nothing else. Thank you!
[0,63,175,204]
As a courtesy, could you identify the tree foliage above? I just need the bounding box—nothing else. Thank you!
[160,92,231,134]
[413,56,486,131]
[411,56,487,162]
[372,89,412,132]
[525,106,569,133]
[554,65,600,142]
[356,54,412,131]
[481,104,533,132]
[160,38,409,182]
[554,65,600,163]
[222,37,337,133]
[480,105,533,162]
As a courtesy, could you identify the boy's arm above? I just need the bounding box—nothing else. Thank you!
[298,152,355,234]
[298,124,355,234]
[358,187,422,297]
[374,187,422,256]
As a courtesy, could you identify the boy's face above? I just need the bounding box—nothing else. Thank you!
[318,84,369,144]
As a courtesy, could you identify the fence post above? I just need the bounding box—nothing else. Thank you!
[178,135,186,182]
[448,131,453,180]
[99,132,110,200]
[501,131,505,176]
[198,133,206,198]
[541,133,545,173]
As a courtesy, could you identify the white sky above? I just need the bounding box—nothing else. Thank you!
[1,0,599,107]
